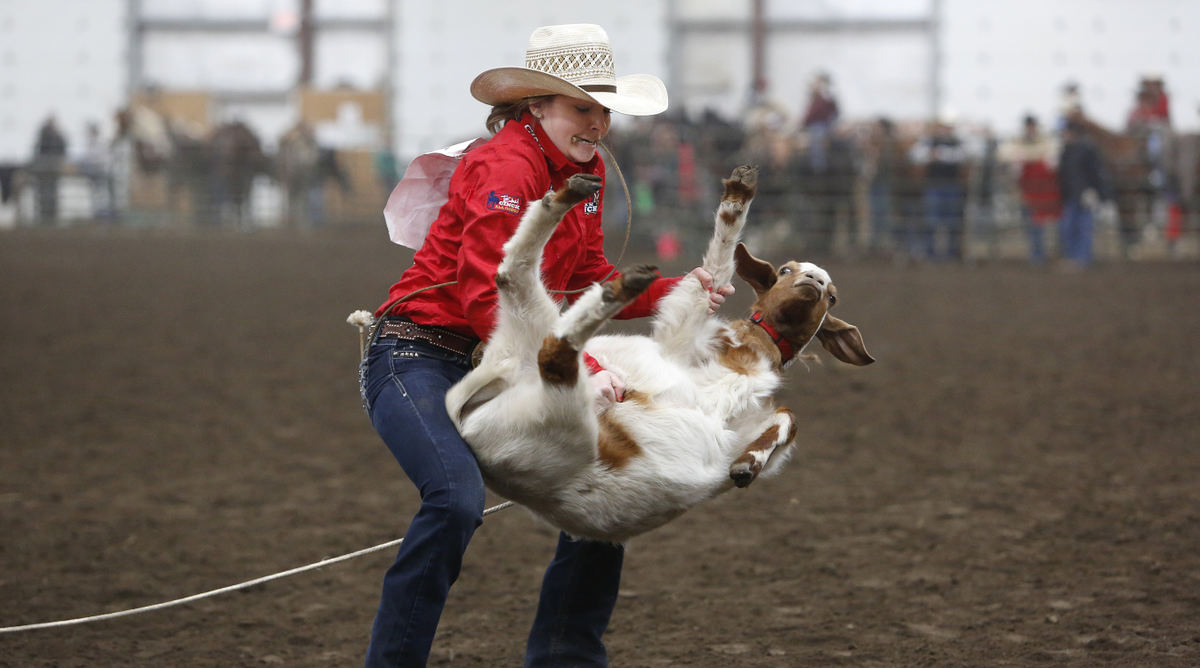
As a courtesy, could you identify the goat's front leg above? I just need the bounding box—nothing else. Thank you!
[729,408,797,488]
[702,165,758,288]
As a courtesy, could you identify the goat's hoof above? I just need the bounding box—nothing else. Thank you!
[730,469,755,488]
[561,173,603,205]
[729,461,758,488]
[722,165,758,203]
[608,264,658,301]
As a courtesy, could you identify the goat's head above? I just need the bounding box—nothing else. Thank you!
[734,243,874,366]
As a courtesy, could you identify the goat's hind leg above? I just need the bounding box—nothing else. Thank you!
[729,408,797,488]
[539,264,659,385]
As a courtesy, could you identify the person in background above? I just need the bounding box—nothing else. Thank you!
[359,24,734,668]
[277,120,321,229]
[1000,114,1060,265]
[79,121,115,222]
[910,115,969,261]
[863,116,903,257]
[799,71,839,174]
[31,114,68,224]
[1056,118,1110,270]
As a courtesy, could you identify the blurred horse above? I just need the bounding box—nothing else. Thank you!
[1070,112,1172,255]
[115,105,271,228]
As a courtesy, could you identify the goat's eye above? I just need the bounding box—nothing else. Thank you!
[779,267,792,275]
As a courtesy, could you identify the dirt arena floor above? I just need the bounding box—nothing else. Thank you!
[2,222,1199,667]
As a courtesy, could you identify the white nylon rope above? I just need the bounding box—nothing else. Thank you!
[0,500,514,634]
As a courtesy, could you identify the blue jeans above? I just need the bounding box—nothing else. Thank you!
[922,184,965,260]
[360,334,623,667]
[1058,201,1094,266]
[1023,206,1048,265]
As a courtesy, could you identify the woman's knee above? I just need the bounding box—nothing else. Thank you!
[420,485,486,532]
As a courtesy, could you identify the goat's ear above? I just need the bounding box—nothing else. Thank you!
[816,314,875,366]
[734,243,776,295]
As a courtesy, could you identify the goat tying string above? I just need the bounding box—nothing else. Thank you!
[0,501,514,634]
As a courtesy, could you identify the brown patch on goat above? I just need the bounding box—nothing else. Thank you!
[538,335,579,386]
[597,413,642,469]
[721,325,787,371]
[776,407,798,443]
[717,334,762,375]
[622,389,652,406]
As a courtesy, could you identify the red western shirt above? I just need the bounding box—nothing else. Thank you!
[377,113,680,341]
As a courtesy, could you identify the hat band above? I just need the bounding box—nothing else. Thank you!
[580,84,617,93]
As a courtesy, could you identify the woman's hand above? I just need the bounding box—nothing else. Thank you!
[589,369,626,407]
[689,267,736,314]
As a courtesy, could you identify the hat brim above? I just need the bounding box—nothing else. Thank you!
[470,67,668,117]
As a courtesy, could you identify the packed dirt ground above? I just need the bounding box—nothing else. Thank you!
[2,223,1198,666]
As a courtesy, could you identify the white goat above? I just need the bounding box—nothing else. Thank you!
[445,166,873,543]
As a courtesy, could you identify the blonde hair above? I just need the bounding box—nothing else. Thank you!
[486,96,553,135]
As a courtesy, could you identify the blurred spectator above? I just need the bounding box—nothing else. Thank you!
[910,116,969,261]
[373,145,401,195]
[277,121,349,229]
[749,131,805,252]
[1126,88,1161,131]
[695,108,745,192]
[315,146,352,225]
[210,120,268,229]
[999,114,1061,265]
[278,120,321,228]
[802,128,858,257]
[1139,75,1170,126]
[79,121,115,222]
[863,117,904,256]
[1057,81,1083,130]
[630,118,704,255]
[1057,119,1110,270]
[1126,75,1172,195]
[972,125,1002,259]
[800,71,839,173]
[109,109,136,217]
[31,114,68,224]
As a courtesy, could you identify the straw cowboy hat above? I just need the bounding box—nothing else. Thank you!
[470,24,668,117]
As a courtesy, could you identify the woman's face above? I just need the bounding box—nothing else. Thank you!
[530,95,612,163]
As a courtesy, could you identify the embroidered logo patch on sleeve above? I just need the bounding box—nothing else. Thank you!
[486,191,523,214]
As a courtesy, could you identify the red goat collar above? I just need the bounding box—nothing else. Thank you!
[749,311,795,364]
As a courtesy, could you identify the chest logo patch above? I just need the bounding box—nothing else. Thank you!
[583,191,600,215]
[486,191,522,214]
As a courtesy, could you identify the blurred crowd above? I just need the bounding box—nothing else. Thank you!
[5,73,1196,267]
[605,73,1196,267]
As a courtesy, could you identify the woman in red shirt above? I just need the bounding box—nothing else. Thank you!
[360,24,733,667]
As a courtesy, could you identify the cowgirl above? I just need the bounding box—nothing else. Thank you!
[361,24,733,667]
